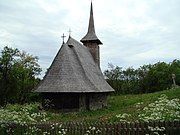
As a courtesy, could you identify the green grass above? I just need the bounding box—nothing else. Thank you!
[48,87,180,122]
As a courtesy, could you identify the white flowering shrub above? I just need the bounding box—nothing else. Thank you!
[24,125,41,135]
[115,113,131,122]
[146,126,166,135]
[0,103,49,124]
[137,94,180,122]
[85,126,101,135]
[50,123,67,135]
[23,123,67,135]
[0,103,66,134]
[115,94,180,135]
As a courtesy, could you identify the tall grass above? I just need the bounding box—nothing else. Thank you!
[0,88,179,123]
[48,88,180,122]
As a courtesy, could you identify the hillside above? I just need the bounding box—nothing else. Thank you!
[0,88,179,123]
[48,87,180,122]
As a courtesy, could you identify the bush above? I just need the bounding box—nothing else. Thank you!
[0,103,48,124]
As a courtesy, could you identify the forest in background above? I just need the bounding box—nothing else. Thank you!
[0,46,179,106]
[104,60,180,95]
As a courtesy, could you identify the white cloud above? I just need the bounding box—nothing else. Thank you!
[0,0,179,77]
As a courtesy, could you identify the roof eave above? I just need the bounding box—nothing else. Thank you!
[80,39,102,45]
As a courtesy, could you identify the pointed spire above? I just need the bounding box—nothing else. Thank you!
[80,1,102,44]
[88,2,95,35]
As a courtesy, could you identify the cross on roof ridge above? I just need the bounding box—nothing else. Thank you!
[61,33,66,43]
[68,29,72,37]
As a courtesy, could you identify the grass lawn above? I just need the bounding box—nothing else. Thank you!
[47,87,180,122]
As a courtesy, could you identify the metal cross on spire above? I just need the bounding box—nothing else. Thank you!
[61,33,66,43]
[68,29,72,37]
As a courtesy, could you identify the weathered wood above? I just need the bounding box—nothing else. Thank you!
[0,121,179,135]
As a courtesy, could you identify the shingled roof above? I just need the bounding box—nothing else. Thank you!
[35,36,114,93]
[80,2,102,44]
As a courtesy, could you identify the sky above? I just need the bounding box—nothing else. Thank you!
[0,0,179,78]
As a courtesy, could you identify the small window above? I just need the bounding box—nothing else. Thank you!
[68,45,74,48]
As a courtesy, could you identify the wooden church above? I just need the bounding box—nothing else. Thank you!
[35,2,114,111]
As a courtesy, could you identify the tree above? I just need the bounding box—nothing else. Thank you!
[136,64,151,93]
[0,46,41,106]
[104,60,180,95]
[139,62,171,93]
[0,46,19,105]
[104,63,123,94]
[121,67,139,94]
[11,51,41,103]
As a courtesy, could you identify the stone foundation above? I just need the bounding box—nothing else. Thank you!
[42,92,108,112]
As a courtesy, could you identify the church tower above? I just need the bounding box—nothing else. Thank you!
[80,2,102,67]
